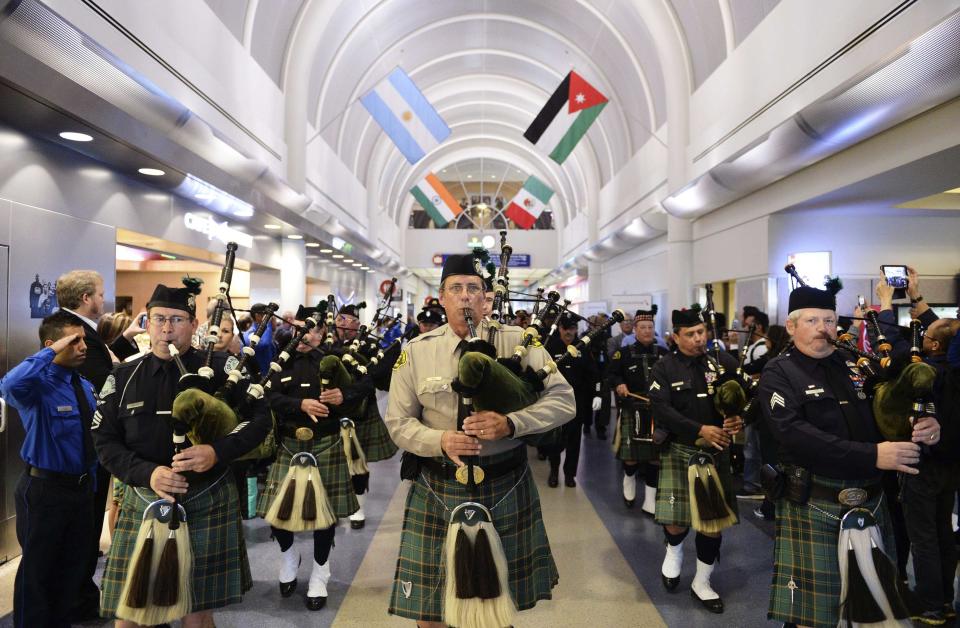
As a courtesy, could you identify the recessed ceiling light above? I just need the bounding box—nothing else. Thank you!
[264,224,282,230]
[319,248,333,253]
[332,254,344,259]
[361,266,369,270]
[343,258,353,263]
[367,269,375,273]
[442,169,447,173]
[287,234,303,239]
[305,242,319,248]
[466,174,473,179]
[352,263,362,267]
[138,167,165,176]
[59,131,93,142]
[306,255,318,259]
[490,175,496,179]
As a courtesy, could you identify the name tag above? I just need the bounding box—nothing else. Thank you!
[57,405,73,412]
[301,383,311,388]
[804,388,825,397]
[126,401,144,410]
[156,410,171,415]
[696,393,708,398]
[670,381,684,388]
[281,376,292,383]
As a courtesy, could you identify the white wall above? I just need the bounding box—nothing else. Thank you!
[597,235,670,331]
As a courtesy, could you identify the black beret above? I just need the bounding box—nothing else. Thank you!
[147,277,202,316]
[558,311,579,329]
[672,308,705,328]
[484,276,494,292]
[514,309,528,317]
[441,253,484,284]
[250,303,269,315]
[339,303,363,318]
[294,304,316,321]
[424,297,441,309]
[788,286,837,312]
[635,304,658,321]
[417,308,444,325]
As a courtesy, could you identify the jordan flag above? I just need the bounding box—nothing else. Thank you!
[524,71,608,165]
[505,175,554,229]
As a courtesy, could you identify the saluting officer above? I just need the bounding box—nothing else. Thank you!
[93,281,273,627]
[649,307,744,614]
[759,283,939,628]
[544,311,601,488]
[608,306,668,512]
[258,304,359,610]
[384,253,575,627]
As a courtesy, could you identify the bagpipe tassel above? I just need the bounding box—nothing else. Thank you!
[301,468,337,529]
[687,455,737,535]
[443,506,517,628]
[837,509,912,627]
[115,504,193,626]
[272,469,298,523]
[341,422,369,476]
[266,453,333,532]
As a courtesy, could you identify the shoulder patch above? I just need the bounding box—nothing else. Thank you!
[224,355,240,375]
[99,374,116,399]
[649,381,661,391]
[612,350,621,360]
[770,392,786,409]
[393,349,408,371]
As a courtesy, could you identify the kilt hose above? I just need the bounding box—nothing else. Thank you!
[769,475,895,628]
[356,403,399,462]
[654,441,738,527]
[100,472,251,617]
[256,433,359,520]
[613,404,658,463]
[388,449,558,622]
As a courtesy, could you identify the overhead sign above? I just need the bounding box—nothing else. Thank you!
[432,253,531,268]
[184,212,253,248]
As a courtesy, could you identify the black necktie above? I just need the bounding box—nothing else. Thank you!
[71,371,96,466]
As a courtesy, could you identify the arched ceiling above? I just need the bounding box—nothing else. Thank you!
[202,0,781,229]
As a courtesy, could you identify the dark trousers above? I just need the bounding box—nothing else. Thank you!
[882,470,910,579]
[272,524,336,566]
[76,462,110,614]
[548,417,583,478]
[901,460,959,610]
[595,384,611,432]
[14,472,94,628]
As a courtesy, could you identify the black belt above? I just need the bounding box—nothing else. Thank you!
[809,481,881,506]
[27,466,91,488]
[281,420,341,440]
[419,450,526,482]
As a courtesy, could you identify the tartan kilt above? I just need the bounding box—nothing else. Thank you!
[388,449,559,622]
[101,473,251,617]
[769,475,894,628]
[112,476,126,505]
[256,433,359,519]
[614,404,658,463]
[654,441,738,527]
[356,403,398,462]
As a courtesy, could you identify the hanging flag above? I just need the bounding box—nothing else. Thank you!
[504,175,554,229]
[410,173,462,227]
[361,67,451,164]
[524,70,608,165]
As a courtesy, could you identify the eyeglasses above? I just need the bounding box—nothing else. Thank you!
[444,284,483,295]
[148,314,190,327]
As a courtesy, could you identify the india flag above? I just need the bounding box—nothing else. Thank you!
[410,173,462,227]
[361,67,451,165]
[505,175,554,229]
[524,70,608,165]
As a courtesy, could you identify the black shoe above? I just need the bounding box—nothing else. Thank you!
[911,609,947,625]
[306,595,327,611]
[691,589,724,614]
[548,469,559,487]
[565,476,576,488]
[70,607,101,623]
[624,497,635,508]
[661,573,680,591]
[942,604,956,620]
[279,579,297,597]
[350,518,365,530]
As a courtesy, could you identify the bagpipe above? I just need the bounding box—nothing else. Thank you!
[786,263,938,443]
[486,230,512,345]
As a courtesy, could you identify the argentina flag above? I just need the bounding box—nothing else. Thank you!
[360,67,451,164]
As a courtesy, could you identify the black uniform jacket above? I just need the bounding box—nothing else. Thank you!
[92,348,272,488]
[77,319,139,392]
[268,349,347,436]
[607,341,668,396]
[545,334,600,420]
[758,348,880,480]
[648,349,740,446]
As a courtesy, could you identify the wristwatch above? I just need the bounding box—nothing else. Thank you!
[910,295,924,304]
[506,416,516,438]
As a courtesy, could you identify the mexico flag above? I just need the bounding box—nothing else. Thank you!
[410,173,462,227]
[524,71,608,165]
[505,175,554,229]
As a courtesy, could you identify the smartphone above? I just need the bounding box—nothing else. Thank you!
[880,265,908,299]
[138,313,148,328]
[857,295,866,309]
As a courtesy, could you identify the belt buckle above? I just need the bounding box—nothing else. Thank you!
[78,473,89,486]
[838,487,867,507]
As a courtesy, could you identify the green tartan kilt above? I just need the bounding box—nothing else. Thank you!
[615,404,658,463]
[255,433,359,519]
[101,473,252,617]
[388,449,559,622]
[769,475,894,628]
[112,476,126,505]
[654,441,738,527]
[356,403,398,462]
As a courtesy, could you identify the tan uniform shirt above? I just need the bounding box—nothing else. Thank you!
[385,320,576,457]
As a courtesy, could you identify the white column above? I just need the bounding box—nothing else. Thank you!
[667,215,694,315]
[281,239,306,311]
